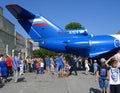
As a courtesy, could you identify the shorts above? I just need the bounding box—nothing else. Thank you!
[46,62,50,67]
[46,64,50,67]
[85,66,90,71]
[59,64,64,69]
[99,78,109,89]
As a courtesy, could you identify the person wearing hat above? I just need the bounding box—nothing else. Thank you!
[105,56,120,93]
[95,58,109,93]
[113,50,120,66]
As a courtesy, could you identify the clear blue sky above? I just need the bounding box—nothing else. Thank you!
[0,0,120,38]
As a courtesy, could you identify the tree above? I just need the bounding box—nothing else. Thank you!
[33,48,70,60]
[65,22,83,30]
[33,48,58,58]
[116,30,120,34]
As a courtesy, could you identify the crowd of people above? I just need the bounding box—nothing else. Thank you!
[0,53,21,85]
[0,50,120,93]
[0,53,76,86]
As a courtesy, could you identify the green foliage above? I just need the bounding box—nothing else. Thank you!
[65,22,83,30]
[116,30,120,34]
[33,48,58,58]
[33,48,71,59]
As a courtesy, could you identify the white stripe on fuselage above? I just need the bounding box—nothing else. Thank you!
[110,34,120,40]
[29,16,61,31]
[29,18,44,23]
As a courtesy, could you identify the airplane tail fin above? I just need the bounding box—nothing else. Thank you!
[6,4,63,40]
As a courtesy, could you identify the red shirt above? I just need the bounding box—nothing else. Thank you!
[6,57,12,67]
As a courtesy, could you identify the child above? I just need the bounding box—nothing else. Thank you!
[50,61,55,75]
[93,60,98,75]
[19,59,24,75]
[105,57,120,93]
[40,58,44,74]
[36,61,40,74]
[85,58,91,75]
[95,58,109,93]
[64,61,70,77]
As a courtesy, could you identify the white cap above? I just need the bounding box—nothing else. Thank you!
[100,58,106,63]
[94,60,97,62]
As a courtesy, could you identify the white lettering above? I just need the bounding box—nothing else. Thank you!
[68,30,87,34]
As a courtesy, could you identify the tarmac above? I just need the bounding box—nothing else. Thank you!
[0,71,102,93]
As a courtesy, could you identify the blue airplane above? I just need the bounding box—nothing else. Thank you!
[6,4,120,58]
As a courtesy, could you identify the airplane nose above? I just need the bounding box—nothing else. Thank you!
[114,39,120,47]
[110,34,120,47]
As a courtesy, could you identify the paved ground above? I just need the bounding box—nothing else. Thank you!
[0,71,102,93]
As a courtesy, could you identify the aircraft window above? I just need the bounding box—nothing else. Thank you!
[41,40,45,44]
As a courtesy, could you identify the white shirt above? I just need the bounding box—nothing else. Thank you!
[40,62,44,67]
[85,60,90,71]
[85,60,89,68]
[109,66,120,85]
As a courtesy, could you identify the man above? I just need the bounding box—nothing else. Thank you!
[6,55,13,76]
[69,55,78,76]
[58,53,65,77]
[12,53,21,82]
[95,58,109,93]
[55,56,60,74]
[45,55,50,72]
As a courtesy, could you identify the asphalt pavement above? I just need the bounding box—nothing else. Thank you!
[0,71,102,93]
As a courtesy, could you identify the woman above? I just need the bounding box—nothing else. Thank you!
[85,58,90,75]
[0,54,7,85]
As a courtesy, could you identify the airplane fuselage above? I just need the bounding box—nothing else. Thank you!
[39,33,120,58]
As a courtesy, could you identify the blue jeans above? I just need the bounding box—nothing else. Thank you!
[40,67,44,74]
[56,64,60,73]
[36,68,39,74]
[99,77,109,89]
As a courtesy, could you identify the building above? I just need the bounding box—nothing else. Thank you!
[0,7,15,56]
[33,42,40,50]
[0,6,33,58]
[25,38,33,58]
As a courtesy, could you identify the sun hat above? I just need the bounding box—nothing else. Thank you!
[94,60,97,62]
[100,58,106,63]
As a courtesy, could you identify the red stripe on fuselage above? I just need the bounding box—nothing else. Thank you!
[6,4,17,6]
[33,22,48,26]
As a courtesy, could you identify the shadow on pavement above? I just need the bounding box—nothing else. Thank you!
[89,88,101,93]
[0,84,4,88]
[7,78,12,82]
[17,77,27,82]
